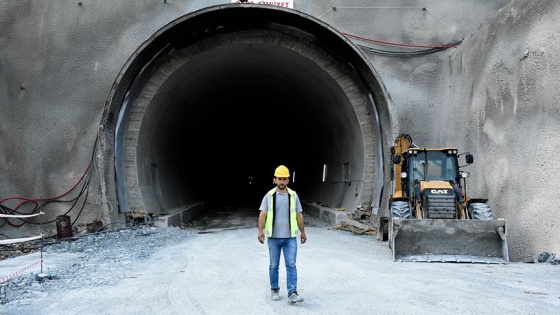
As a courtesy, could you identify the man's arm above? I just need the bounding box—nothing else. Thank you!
[296,212,307,244]
[257,210,267,244]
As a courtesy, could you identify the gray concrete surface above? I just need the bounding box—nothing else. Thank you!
[441,0,560,260]
[1,213,559,315]
[1,0,560,264]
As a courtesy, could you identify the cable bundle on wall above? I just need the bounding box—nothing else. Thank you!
[0,135,98,230]
[343,32,462,56]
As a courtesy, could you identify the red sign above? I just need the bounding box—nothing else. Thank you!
[231,1,293,9]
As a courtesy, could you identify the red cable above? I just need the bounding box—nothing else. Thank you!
[1,162,92,229]
[342,32,458,49]
[1,162,91,206]
[1,135,98,228]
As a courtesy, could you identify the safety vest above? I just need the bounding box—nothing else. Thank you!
[264,187,299,238]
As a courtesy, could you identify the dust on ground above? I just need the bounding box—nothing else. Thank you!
[1,209,559,315]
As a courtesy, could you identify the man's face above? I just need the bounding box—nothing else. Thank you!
[275,177,289,189]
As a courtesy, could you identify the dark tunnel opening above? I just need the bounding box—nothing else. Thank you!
[137,40,361,210]
[101,5,390,221]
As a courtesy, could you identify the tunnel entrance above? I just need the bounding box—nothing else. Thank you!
[99,4,393,222]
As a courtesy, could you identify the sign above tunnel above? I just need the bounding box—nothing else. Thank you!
[230,0,293,8]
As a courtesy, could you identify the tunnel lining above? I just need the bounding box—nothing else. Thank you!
[99,4,394,221]
[125,29,374,213]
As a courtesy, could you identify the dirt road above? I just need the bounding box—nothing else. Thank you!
[1,209,559,314]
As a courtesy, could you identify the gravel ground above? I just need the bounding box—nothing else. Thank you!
[0,211,330,310]
[1,212,559,315]
[1,225,196,306]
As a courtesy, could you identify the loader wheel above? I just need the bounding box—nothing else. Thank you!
[388,221,393,249]
[391,201,411,219]
[389,201,410,250]
[377,218,388,241]
[468,202,494,220]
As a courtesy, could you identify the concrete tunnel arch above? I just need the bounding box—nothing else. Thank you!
[98,4,394,222]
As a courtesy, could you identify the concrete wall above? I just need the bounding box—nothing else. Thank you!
[2,0,558,261]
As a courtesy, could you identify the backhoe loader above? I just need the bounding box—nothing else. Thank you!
[378,134,508,263]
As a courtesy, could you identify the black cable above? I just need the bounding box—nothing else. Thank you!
[7,134,98,226]
[356,39,463,57]
[17,173,90,225]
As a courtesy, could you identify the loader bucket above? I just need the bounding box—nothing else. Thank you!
[391,219,509,264]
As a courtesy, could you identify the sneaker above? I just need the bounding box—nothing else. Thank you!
[288,292,304,303]
[271,289,280,301]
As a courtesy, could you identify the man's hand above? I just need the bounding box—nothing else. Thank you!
[300,232,307,244]
[258,210,267,244]
[296,212,306,244]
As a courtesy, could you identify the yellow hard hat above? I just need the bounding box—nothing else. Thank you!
[274,165,290,177]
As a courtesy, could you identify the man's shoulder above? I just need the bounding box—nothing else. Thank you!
[287,187,298,195]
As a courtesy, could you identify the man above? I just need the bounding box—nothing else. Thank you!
[257,165,307,303]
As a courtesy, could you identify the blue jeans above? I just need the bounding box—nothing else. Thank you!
[267,237,298,294]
